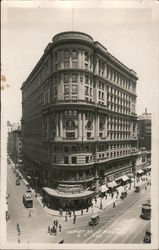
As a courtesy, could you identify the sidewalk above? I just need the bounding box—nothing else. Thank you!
[35,175,151,218]
[10,159,150,218]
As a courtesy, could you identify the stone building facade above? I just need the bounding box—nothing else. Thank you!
[7,123,22,165]
[21,31,138,209]
[137,108,151,150]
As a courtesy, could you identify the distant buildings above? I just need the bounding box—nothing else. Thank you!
[21,31,138,210]
[7,122,22,165]
[137,108,151,150]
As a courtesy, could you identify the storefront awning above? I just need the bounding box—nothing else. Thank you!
[137,169,144,174]
[99,185,108,193]
[115,176,122,181]
[107,180,117,188]
[42,187,95,200]
[121,175,129,182]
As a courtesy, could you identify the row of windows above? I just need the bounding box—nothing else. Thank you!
[98,58,136,92]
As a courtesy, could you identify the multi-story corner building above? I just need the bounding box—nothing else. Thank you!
[21,31,138,210]
[137,108,151,150]
[7,123,22,165]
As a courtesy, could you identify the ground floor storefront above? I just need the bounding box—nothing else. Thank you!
[42,187,95,211]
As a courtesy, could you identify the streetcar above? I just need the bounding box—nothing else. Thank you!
[23,193,33,208]
[140,200,151,220]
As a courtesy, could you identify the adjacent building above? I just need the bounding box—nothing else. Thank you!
[7,123,22,165]
[21,31,138,210]
[137,108,151,150]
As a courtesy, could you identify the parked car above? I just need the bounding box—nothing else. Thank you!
[16,179,20,185]
[26,186,32,193]
[135,186,140,193]
[143,229,151,243]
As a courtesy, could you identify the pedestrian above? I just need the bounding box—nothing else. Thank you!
[105,194,107,199]
[69,210,72,217]
[81,209,83,216]
[145,186,147,191]
[113,202,116,208]
[59,224,62,232]
[48,226,50,233]
[53,220,56,226]
[86,206,89,212]
[29,211,31,217]
[56,220,58,227]
[73,215,76,224]
[65,215,67,222]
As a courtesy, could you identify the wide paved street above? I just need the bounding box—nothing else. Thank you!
[7,161,151,244]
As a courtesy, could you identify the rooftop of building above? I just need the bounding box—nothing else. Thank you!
[21,31,138,89]
[138,108,151,120]
[8,123,21,132]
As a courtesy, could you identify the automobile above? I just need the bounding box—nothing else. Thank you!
[26,186,32,193]
[143,229,151,243]
[135,186,140,193]
[120,191,127,199]
[16,179,20,185]
[18,174,22,180]
[88,214,100,226]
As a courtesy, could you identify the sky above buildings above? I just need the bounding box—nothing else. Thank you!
[2,2,159,124]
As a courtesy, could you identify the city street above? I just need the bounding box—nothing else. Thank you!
[7,161,151,244]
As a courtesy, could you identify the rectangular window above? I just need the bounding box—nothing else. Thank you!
[64,62,69,68]
[72,74,78,83]
[90,78,93,86]
[85,53,89,62]
[55,86,57,95]
[64,85,69,95]
[72,61,78,68]
[85,75,89,84]
[72,50,77,59]
[72,157,77,164]
[54,156,56,163]
[72,146,77,152]
[90,88,92,96]
[86,156,89,163]
[85,86,89,95]
[64,156,69,164]
[66,132,75,138]
[72,85,77,94]
[64,146,69,153]
[64,74,69,83]
[87,132,91,138]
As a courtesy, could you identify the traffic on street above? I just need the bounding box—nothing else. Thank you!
[6,158,151,244]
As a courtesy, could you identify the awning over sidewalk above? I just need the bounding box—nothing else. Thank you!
[137,169,144,174]
[121,175,129,182]
[107,180,117,188]
[99,185,108,193]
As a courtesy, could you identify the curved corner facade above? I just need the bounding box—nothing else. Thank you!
[21,31,138,210]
